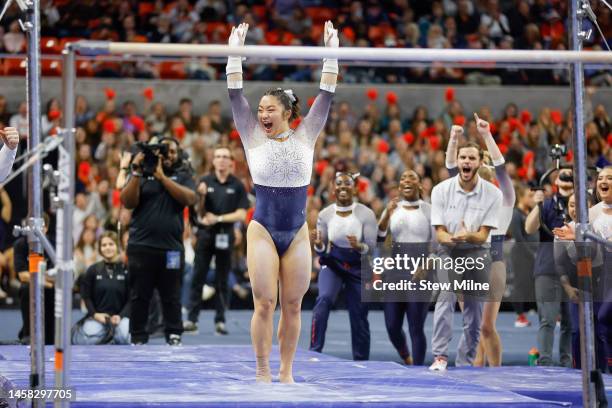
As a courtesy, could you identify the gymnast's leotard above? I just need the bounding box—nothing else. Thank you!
[228,88,333,255]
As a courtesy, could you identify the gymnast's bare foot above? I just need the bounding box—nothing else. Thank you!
[255,357,272,383]
[279,372,294,384]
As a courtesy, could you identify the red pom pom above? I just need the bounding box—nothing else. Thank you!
[246,207,254,224]
[520,110,532,125]
[78,161,91,184]
[607,133,612,146]
[498,143,509,155]
[516,122,526,137]
[403,131,415,145]
[508,117,520,132]
[48,109,61,121]
[307,96,316,107]
[523,150,535,165]
[366,88,378,101]
[173,125,186,140]
[130,115,145,133]
[385,91,398,105]
[445,87,455,102]
[143,87,154,101]
[104,88,116,100]
[489,122,497,135]
[429,135,441,150]
[501,132,512,146]
[230,129,240,140]
[550,110,563,125]
[357,178,369,193]
[453,115,466,126]
[565,149,574,162]
[290,117,302,129]
[315,159,329,176]
[103,119,116,134]
[112,189,121,208]
[425,126,437,137]
[307,185,315,197]
[517,166,528,180]
[377,139,390,154]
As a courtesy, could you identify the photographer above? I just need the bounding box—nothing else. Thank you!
[120,138,196,345]
[183,146,249,335]
[525,168,573,367]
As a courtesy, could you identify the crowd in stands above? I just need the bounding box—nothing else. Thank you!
[0,0,610,84]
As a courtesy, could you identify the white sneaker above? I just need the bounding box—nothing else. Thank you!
[429,357,448,371]
[202,284,216,301]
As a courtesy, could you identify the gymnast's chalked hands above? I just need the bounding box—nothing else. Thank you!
[229,23,249,47]
[450,125,464,140]
[0,127,19,150]
[324,21,339,48]
[474,113,491,136]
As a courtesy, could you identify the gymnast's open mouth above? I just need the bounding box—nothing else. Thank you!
[262,120,273,132]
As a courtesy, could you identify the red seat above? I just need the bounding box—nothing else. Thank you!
[41,59,62,76]
[76,60,94,77]
[159,61,186,79]
[41,37,61,54]
[59,37,85,52]
[305,7,335,24]
[251,5,266,20]
[3,58,26,76]
[138,2,155,16]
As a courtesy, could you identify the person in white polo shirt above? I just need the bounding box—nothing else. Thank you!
[429,141,503,371]
[0,127,19,182]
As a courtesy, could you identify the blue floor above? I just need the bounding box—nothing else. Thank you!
[0,345,599,407]
[0,309,608,407]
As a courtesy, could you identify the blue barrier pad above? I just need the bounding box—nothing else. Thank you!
[441,366,612,408]
[0,346,571,407]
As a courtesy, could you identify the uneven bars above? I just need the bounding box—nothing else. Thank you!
[69,41,612,65]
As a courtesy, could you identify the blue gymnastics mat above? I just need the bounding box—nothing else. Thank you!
[0,345,595,407]
[442,366,612,407]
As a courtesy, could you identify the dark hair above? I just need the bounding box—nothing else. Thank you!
[98,231,119,256]
[457,142,484,160]
[264,88,300,122]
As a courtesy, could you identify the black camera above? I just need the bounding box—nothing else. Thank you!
[549,144,568,160]
[134,142,169,176]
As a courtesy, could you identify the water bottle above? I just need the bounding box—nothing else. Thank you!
[528,347,539,366]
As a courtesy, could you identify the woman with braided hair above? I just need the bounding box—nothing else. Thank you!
[309,172,377,361]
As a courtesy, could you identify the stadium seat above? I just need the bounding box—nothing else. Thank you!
[76,60,95,77]
[159,61,187,79]
[41,59,62,77]
[305,7,335,24]
[3,58,26,76]
[138,2,155,17]
[41,37,61,54]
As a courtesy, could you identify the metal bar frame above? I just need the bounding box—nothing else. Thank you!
[58,6,610,407]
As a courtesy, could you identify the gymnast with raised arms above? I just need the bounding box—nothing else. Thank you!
[226,21,339,383]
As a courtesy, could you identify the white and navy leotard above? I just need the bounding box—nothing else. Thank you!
[228,88,333,255]
[315,202,378,271]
